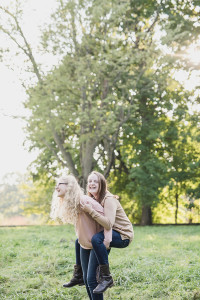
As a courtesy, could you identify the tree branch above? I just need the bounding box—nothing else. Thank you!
[42,138,66,167]
[0,6,42,82]
[53,130,79,177]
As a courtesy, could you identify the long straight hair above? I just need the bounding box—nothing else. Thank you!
[87,171,107,203]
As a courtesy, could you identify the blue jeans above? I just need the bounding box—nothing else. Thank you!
[75,238,81,265]
[91,230,130,265]
[80,247,104,300]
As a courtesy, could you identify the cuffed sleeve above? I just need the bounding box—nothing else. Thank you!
[103,228,112,248]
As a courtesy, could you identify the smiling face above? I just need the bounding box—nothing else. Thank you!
[87,173,100,198]
[55,179,68,198]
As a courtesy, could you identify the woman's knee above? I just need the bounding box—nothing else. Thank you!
[91,232,104,246]
[91,234,98,246]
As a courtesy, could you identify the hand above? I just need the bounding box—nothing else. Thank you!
[80,200,93,213]
[103,240,110,249]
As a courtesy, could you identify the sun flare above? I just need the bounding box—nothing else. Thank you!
[185,41,200,66]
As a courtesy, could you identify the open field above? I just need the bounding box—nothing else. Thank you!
[0,225,200,300]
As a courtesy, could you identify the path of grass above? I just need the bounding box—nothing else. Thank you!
[0,225,200,300]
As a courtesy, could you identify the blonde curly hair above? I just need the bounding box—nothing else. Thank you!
[50,175,83,225]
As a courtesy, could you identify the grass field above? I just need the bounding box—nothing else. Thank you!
[0,225,200,300]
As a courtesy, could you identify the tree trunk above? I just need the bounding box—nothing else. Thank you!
[80,139,97,189]
[141,205,152,225]
[175,191,178,224]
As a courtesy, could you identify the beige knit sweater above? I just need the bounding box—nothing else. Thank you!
[85,191,134,243]
[76,196,112,249]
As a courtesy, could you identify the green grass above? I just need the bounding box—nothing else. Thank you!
[0,225,200,300]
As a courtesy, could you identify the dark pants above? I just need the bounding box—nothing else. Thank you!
[91,230,129,265]
[76,230,129,299]
[75,238,81,265]
[80,247,104,300]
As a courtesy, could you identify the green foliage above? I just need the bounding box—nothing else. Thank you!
[24,0,200,184]
[0,172,55,224]
[0,225,200,299]
[1,0,200,224]
[21,174,55,220]
[153,186,200,224]
[0,173,25,219]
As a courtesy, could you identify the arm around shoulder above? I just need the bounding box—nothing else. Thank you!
[88,196,118,230]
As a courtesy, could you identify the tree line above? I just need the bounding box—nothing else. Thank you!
[0,0,200,225]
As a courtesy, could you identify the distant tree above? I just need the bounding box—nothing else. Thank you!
[21,174,54,219]
[165,111,200,223]
[0,173,25,219]
[0,172,55,223]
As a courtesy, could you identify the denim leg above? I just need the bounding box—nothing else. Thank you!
[92,230,130,265]
[75,239,81,265]
[80,247,92,300]
[91,231,108,265]
[87,250,103,300]
[109,230,130,248]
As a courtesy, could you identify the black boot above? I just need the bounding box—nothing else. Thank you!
[63,264,84,288]
[93,264,114,294]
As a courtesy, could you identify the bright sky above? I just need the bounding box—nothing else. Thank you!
[0,66,31,179]
[0,0,58,182]
[0,0,200,182]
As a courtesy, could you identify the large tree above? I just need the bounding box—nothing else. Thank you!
[0,0,200,224]
[96,0,200,224]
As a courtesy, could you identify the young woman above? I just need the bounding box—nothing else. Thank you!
[50,172,134,299]
[80,171,134,295]
[50,174,112,300]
